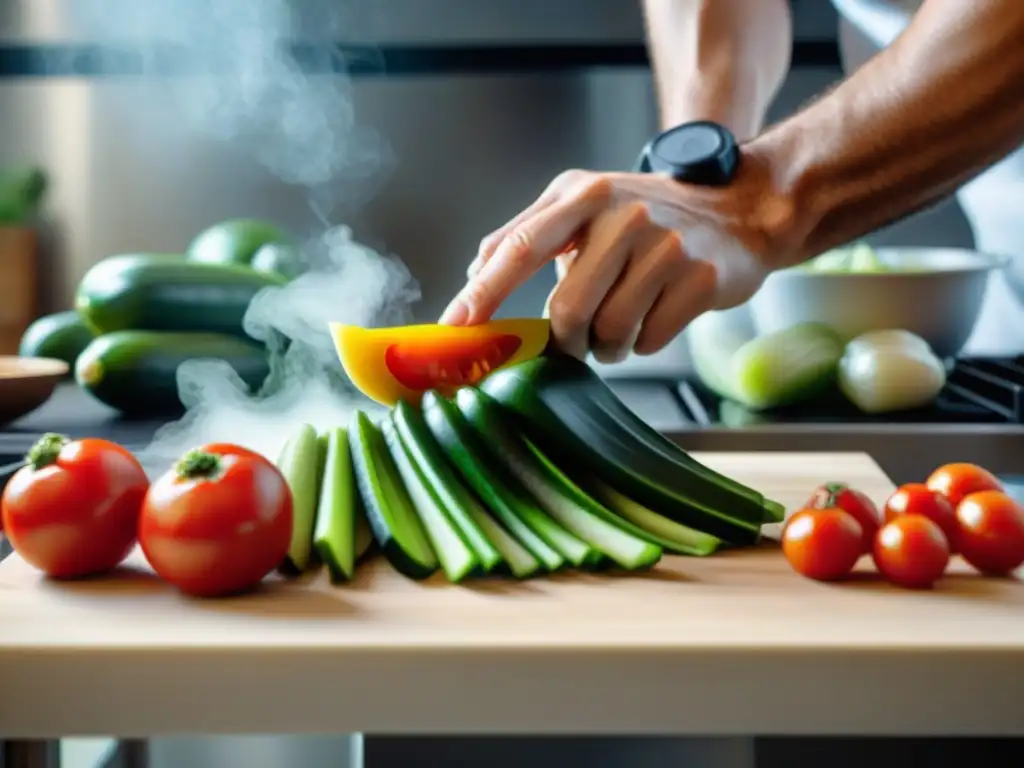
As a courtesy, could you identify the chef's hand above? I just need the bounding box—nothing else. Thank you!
[440,159,796,362]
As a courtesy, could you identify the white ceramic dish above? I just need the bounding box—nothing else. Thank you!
[748,247,1008,357]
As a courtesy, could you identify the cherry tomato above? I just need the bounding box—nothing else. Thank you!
[139,443,293,598]
[884,483,960,552]
[926,463,1003,509]
[955,490,1024,576]
[0,433,149,579]
[804,482,880,553]
[873,515,950,589]
[782,508,863,582]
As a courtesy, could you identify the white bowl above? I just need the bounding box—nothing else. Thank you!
[748,247,1008,358]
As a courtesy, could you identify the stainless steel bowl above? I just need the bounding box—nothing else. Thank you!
[748,247,1009,357]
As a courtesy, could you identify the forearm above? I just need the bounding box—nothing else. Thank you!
[750,0,1024,266]
[642,0,792,140]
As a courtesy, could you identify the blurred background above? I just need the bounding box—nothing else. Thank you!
[0,0,972,342]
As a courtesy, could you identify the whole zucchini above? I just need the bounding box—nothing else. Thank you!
[75,330,271,415]
[18,310,95,373]
[76,254,286,339]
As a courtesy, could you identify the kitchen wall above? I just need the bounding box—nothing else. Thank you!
[1,0,954,328]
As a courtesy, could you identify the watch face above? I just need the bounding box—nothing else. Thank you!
[641,121,739,186]
[654,123,724,165]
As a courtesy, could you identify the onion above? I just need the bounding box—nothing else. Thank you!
[838,330,946,414]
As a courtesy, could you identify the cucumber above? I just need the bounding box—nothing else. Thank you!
[348,410,438,580]
[74,330,271,415]
[76,253,286,339]
[421,390,575,571]
[18,311,95,373]
[455,388,662,570]
[481,355,769,545]
[392,400,503,572]
[312,427,358,582]
[581,476,722,556]
[276,423,320,574]
[383,419,478,582]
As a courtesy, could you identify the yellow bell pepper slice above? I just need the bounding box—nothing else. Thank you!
[329,318,550,406]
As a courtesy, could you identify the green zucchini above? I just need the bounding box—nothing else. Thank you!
[349,411,438,580]
[581,476,722,556]
[315,430,376,561]
[483,354,784,524]
[74,330,270,416]
[382,419,478,583]
[455,388,662,570]
[276,423,320,574]
[188,218,293,266]
[481,355,769,544]
[392,400,503,572]
[76,253,286,339]
[421,390,579,571]
[18,311,95,374]
[312,427,358,582]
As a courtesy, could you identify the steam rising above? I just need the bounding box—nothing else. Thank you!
[74,0,419,470]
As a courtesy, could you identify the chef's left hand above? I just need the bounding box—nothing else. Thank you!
[439,164,794,362]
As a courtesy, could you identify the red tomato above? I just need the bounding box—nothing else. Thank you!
[804,482,880,553]
[873,515,950,589]
[883,483,960,552]
[926,463,1003,509]
[0,433,148,578]
[782,508,863,582]
[384,334,522,394]
[955,490,1024,575]
[139,443,292,597]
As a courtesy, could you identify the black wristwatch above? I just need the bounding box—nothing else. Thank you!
[634,120,739,187]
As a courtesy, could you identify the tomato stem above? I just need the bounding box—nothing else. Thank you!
[175,449,223,480]
[26,432,70,470]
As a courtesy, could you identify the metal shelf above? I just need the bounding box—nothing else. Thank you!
[0,41,841,79]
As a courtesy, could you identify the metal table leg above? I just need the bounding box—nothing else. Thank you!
[2,740,60,768]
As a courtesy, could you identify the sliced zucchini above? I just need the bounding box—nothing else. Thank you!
[348,410,438,580]
[276,423,320,574]
[455,388,662,570]
[481,355,768,544]
[383,418,478,583]
[392,399,503,571]
[312,427,358,582]
[421,390,577,571]
[583,476,722,556]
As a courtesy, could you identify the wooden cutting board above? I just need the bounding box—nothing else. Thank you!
[2,451,1023,738]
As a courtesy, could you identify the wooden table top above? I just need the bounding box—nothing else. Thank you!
[2,451,1022,738]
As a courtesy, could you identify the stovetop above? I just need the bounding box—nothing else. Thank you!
[615,354,1024,430]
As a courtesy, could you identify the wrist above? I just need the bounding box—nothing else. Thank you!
[732,132,814,272]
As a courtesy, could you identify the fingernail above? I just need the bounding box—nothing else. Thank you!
[466,258,482,278]
[439,298,469,325]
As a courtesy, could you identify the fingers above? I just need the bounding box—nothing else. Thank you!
[590,230,687,364]
[468,193,556,279]
[442,174,612,325]
[544,202,651,359]
[466,169,596,279]
[635,259,718,355]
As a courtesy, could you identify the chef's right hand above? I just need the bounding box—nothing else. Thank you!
[440,160,797,362]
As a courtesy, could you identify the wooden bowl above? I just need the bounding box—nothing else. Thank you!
[0,356,69,426]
